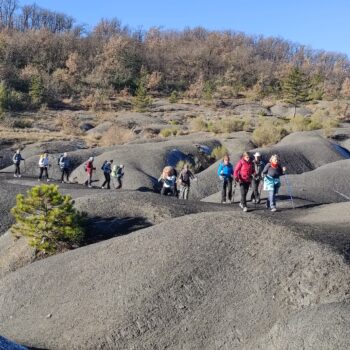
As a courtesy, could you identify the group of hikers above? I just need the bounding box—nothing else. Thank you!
[217,152,286,212]
[11,148,287,211]
[157,151,287,212]
[11,150,125,190]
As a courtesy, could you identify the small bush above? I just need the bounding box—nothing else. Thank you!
[252,119,288,146]
[211,145,229,160]
[219,117,245,133]
[190,116,208,132]
[160,127,178,138]
[169,119,180,125]
[289,115,310,132]
[13,119,33,129]
[98,125,135,146]
[169,91,179,103]
[11,184,85,256]
[322,118,339,138]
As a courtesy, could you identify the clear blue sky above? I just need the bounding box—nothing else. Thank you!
[30,0,349,57]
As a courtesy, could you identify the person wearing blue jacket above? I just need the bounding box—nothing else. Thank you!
[217,155,234,203]
[13,149,25,178]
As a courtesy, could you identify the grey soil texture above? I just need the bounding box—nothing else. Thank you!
[0,126,350,349]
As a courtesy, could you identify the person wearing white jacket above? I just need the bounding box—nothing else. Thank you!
[38,152,50,182]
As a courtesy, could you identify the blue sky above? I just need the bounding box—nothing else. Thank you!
[30,0,349,57]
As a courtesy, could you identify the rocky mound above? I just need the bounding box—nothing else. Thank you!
[70,137,221,190]
[0,212,349,350]
[191,132,349,200]
[0,336,28,350]
[252,303,350,350]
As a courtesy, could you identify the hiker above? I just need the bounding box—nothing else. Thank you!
[217,155,234,204]
[178,164,195,200]
[58,152,71,183]
[234,152,255,212]
[111,164,124,189]
[38,152,50,182]
[251,152,265,204]
[12,149,24,178]
[262,154,286,212]
[158,166,176,196]
[84,157,96,188]
[101,160,113,189]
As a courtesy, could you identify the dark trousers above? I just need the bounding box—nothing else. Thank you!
[161,186,175,196]
[240,182,250,207]
[14,163,21,175]
[114,177,122,189]
[102,172,111,189]
[251,178,261,202]
[221,178,233,202]
[61,168,70,182]
[39,167,49,180]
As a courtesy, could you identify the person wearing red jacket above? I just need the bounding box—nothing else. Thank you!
[234,152,255,212]
[84,157,96,188]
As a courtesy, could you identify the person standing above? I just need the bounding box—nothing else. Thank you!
[111,164,125,189]
[251,152,265,204]
[12,149,25,178]
[262,154,286,212]
[38,152,50,182]
[217,155,234,204]
[101,160,113,189]
[178,164,195,200]
[58,152,71,183]
[234,152,255,212]
[85,157,96,188]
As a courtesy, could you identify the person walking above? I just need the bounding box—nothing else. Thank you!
[101,160,113,189]
[251,152,265,204]
[262,154,286,212]
[12,149,25,178]
[58,152,71,183]
[111,164,125,189]
[38,152,50,182]
[84,157,96,188]
[178,164,195,200]
[234,152,255,212]
[217,155,234,204]
[158,166,176,196]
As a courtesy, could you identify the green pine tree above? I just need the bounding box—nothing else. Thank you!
[29,75,44,106]
[11,184,85,255]
[0,81,10,113]
[132,77,152,112]
[283,67,310,117]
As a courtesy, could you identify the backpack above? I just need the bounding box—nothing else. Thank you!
[111,165,120,177]
[101,160,107,171]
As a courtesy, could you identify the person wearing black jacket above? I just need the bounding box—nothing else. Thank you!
[178,164,195,200]
[251,152,265,203]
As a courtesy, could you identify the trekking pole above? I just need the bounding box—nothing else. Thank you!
[284,174,295,209]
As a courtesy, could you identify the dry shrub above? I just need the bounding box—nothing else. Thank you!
[289,115,310,132]
[81,89,112,111]
[219,117,245,133]
[252,119,288,146]
[160,127,178,138]
[211,145,229,160]
[190,116,208,132]
[56,114,82,136]
[98,125,135,146]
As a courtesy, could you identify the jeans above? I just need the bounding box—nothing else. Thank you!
[266,184,279,208]
[161,186,175,196]
[221,177,233,202]
[85,172,93,186]
[240,182,250,207]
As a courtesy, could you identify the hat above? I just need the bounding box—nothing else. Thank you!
[254,152,261,157]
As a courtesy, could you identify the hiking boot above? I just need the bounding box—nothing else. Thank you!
[88,185,92,188]
[14,174,17,177]
[243,207,248,212]
[239,203,244,209]
[271,207,277,212]
[46,179,50,182]
[252,198,256,204]
[221,200,226,204]
[18,175,21,178]
[101,186,105,189]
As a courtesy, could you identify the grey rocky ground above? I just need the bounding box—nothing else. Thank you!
[0,122,350,349]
